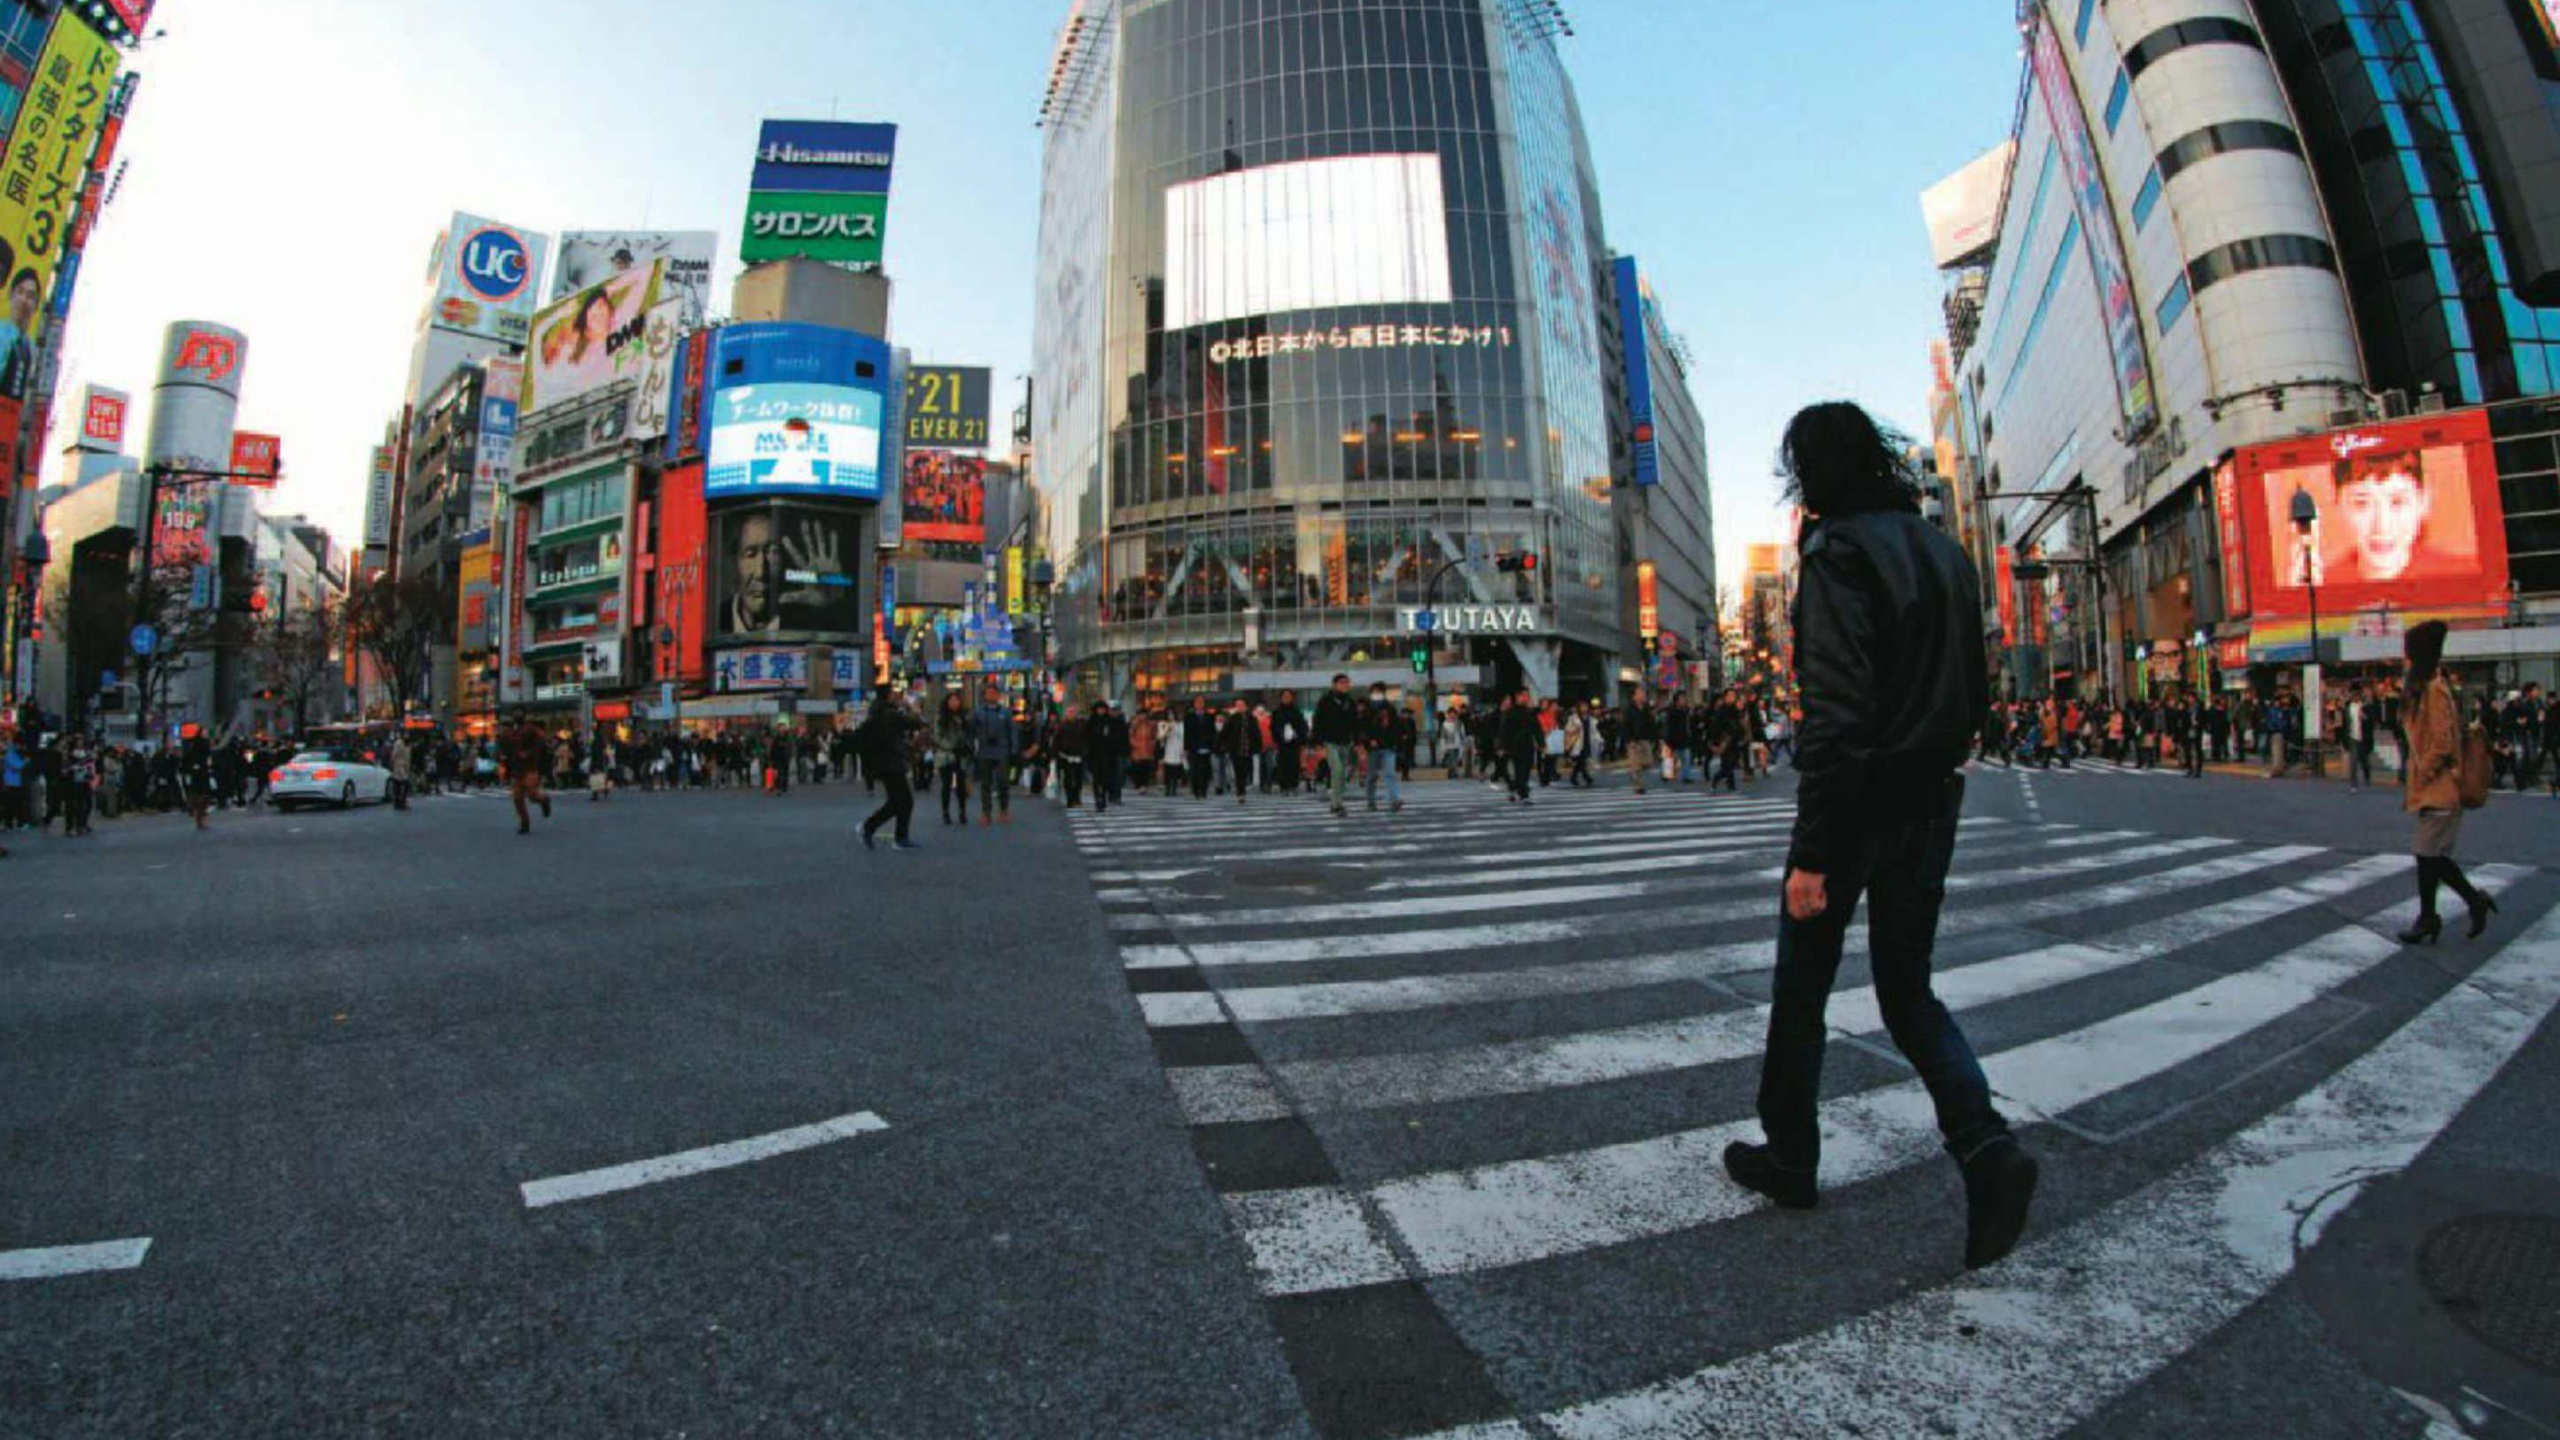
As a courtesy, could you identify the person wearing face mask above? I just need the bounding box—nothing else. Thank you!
[1358,684,1406,813]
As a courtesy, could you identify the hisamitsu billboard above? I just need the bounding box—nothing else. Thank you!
[751,120,897,194]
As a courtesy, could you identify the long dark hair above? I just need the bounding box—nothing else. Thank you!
[1778,402,1922,518]
[2405,618,2449,690]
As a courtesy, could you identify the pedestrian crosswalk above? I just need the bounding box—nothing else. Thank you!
[1063,781,2558,1440]
[1965,755,2180,778]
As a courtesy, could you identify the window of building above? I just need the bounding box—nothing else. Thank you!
[2155,119,2302,182]
[2155,274,2193,332]
[0,6,47,76]
[2131,165,2164,230]
[2122,17,2265,80]
[2103,69,2131,134]
[1996,217,2083,413]
[2185,233,2338,294]
[2074,0,2098,46]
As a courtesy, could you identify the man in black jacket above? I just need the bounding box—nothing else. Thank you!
[1181,698,1219,800]
[1623,692,1660,793]
[1724,401,2037,1271]
[1498,687,1542,805]
[1310,674,1361,817]
[1089,702,1130,811]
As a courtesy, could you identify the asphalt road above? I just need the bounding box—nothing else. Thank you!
[4,760,2556,1438]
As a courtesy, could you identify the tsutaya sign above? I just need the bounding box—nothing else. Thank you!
[1400,604,1541,635]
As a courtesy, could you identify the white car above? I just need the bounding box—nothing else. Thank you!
[270,748,392,811]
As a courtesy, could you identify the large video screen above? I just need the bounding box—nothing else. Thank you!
[711,505,864,638]
[706,382,885,500]
[1162,153,1453,332]
[2229,409,2509,620]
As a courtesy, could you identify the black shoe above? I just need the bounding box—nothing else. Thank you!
[2467,894,2500,940]
[861,830,876,851]
[1723,1142,1818,1210]
[1960,1137,2040,1270]
[2398,914,2443,945]
[517,821,530,836]
[538,796,552,818]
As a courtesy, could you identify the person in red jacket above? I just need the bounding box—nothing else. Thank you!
[498,709,555,836]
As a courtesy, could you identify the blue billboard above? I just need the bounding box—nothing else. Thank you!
[1615,255,1659,489]
[705,323,894,500]
[751,120,898,195]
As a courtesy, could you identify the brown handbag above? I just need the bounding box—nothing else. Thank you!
[2456,682,2492,810]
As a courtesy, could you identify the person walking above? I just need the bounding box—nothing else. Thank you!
[2343,683,2377,791]
[387,733,413,811]
[1090,700,1131,811]
[1311,673,1361,818]
[498,709,554,836]
[1563,702,1596,788]
[61,738,95,836]
[1270,689,1309,796]
[1054,704,1090,809]
[1623,691,1659,793]
[1181,698,1219,800]
[1722,401,2037,1271]
[2396,622,2497,942]
[933,691,974,826]
[1500,687,1542,805]
[1219,698,1263,806]
[970,682,1018,826]
[859,686,925,851]
[1358,683,1406,813]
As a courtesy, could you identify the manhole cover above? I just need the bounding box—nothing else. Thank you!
[1230,867,1332,890]
[2421,1214,2560,1375]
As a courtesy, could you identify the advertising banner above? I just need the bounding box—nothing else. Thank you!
[503,504,531,700]
[1614,256,1658,487]
[666,329,710,462]
[2230,410,2508,620]
[2212,459,2251,621]
[751,120,897,194]
[364,445,396,549]
[0,17,116,364]
[2029,10,2156,438]
[154,483,211,569]
[422,211,550,346]
[1637,560,1659,641]
[1919,141,2016,269]
[656,462,708,683]
[903,364,992,448]
[79,383,126,451]
[1995,545,2018,644]
[474,356,521,533]
[705,381,885,499]
[522,258,663,414]
[713,646,863,694]
[901,450,984,544]
[629,297,684,443]
[740,190,888,268]
[553,230,717,326]
[228,431,280,484]
[458,540,494,650]
[711,505,864,638]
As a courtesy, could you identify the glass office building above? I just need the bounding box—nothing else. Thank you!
[1034,0,1621,704]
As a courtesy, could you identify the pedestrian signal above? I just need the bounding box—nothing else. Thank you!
[1410,645,1429,675]
[1495,552,1540,574]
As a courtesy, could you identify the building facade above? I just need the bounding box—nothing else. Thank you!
[1606,253,1718,695]
[1034,0,1625,706]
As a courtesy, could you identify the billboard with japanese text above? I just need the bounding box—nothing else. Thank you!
[2227,409,2507,621]
[553,230,716,326]
[0,17,117,362]
[705,381,885,499]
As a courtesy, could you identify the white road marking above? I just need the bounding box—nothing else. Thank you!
[520,1111,890,1209]
[1225,855,2449,1294]
[1495,870,2558,1440]
[0,1237,152,1281]
[1117,841,2305,970]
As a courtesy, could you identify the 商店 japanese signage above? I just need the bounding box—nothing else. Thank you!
[1210,321,1514,367]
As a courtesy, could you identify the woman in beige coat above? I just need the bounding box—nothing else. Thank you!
[2399,620,2497,943]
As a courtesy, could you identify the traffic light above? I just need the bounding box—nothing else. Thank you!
[1495,552,1540,574]
[1410,644,1429,675]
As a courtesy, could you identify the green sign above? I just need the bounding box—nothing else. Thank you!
[740,190,888,268]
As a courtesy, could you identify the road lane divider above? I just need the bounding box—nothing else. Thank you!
[0,1237,152,1280]
[520,1110,890,1209]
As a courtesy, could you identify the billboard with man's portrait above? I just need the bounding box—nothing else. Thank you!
[522,258,665,414]
[2228,409,2508,621]
[711,505,864,639]
[902,450,985,544]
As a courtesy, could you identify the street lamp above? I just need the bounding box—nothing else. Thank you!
[2290,486,2324,777]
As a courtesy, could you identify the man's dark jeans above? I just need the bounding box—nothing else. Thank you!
[1757,772,2009,1174]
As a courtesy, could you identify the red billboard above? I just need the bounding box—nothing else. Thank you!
[902,449,985,545]
[655,461,708,682]
[82,389,126,446]
[2227,410,2507,621]
[229,432,280,484]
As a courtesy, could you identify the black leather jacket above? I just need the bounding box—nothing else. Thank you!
[1789,508,1988,874]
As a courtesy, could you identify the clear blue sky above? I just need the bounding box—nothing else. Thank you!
[61,0,2018,592]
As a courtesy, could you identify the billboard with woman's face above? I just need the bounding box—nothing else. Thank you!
[2229,409,2507,620]
[522,259,665,414]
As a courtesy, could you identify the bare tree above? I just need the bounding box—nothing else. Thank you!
[130,559,226,734]
[254,594,348,737]
[346,574,450,723]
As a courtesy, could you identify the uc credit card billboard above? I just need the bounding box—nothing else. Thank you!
[704,324,893,500]
[423,212,550,346]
